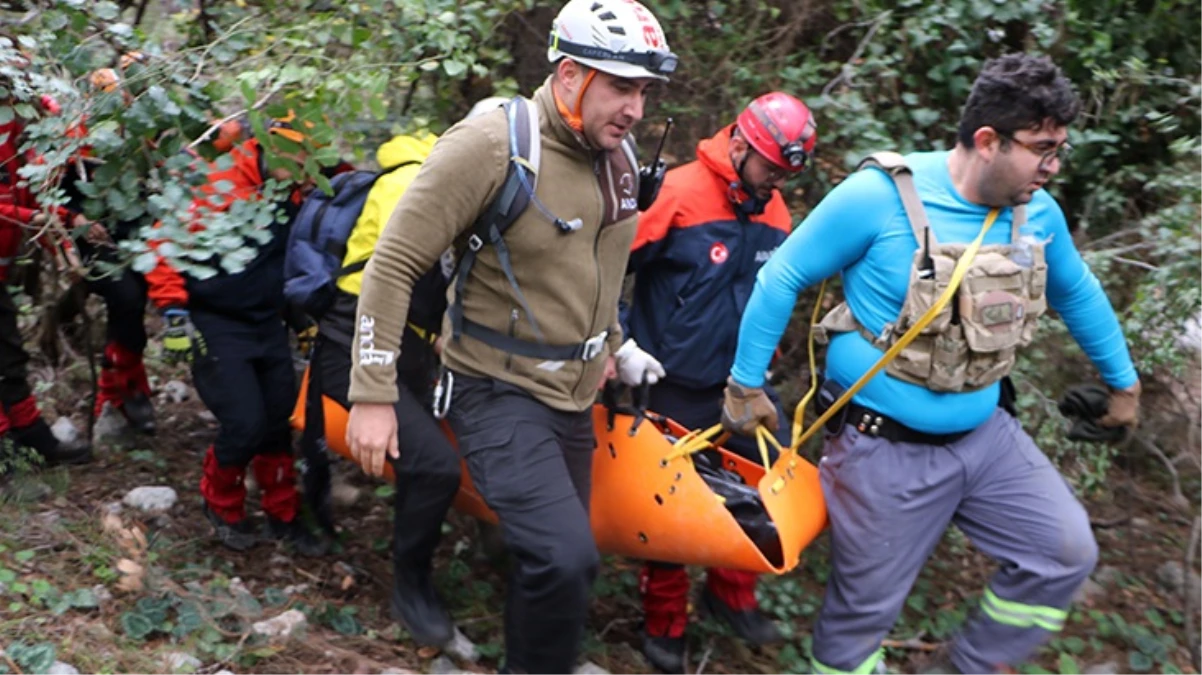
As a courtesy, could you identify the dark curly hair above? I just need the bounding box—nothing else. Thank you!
[957,53,1081,149]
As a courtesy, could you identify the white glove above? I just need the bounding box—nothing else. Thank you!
[614,339,666,387]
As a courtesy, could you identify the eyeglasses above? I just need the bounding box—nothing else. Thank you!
[752,151,795,183]
[1004,134,1072,167]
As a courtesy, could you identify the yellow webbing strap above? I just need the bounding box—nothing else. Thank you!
[785,208,1001,453]
[791,278,828,445]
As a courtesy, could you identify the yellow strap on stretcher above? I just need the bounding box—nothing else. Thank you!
[664,209,999,471]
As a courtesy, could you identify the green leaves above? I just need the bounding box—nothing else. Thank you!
[121,610,156,640]
[4,642,56,674]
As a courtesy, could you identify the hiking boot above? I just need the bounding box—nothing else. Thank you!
[203,503,258,552]
[700,586,783,646]
[265,516,330,557]
[642,634,685,673]
[10,420,92,466]
[120,391,156,435]
[390,563,454,646]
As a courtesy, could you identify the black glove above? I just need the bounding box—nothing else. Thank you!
[1058,383,1126,443]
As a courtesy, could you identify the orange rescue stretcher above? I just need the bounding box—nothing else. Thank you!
[290,367,828,574]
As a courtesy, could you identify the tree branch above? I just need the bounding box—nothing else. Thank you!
[1130,434,1189,509]
[1185,515,1200,672]
[821,11,891,100]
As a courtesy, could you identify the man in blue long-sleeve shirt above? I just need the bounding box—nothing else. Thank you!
[720,53,1141,673]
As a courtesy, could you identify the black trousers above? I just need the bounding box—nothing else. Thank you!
[190,310,295,467]
[447,372,598,674]
[316,339,461,578]
[0,289,31,406]
[648,378,790,464]
[87,265,148,354]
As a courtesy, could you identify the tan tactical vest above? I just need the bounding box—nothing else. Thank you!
[812,152,1048,393]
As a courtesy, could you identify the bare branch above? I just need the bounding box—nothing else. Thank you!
[186,83,284,150]
[1130,434,1188,509]
[1185,515,1200,672]
[695,639,714,674]
[1111,255,1159,271]
[822,11,891,100]
[881,637,940,652]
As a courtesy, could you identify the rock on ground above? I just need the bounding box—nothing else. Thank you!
[94,404,129,440]
[1083,661,1120,675]
[443,627,479,663]
[50,417,81,444]
[574,661,610,674]
[162,380,190,403]
[1092,564,1122,588]
[251,609,307,639]
[1153,557,1202,605]
[329,477,362,508]
[162,651,202,673]
[1072,578,1106,604]
[47,662,80,675]
[123,486,178,514]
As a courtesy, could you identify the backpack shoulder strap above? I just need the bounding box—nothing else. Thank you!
[331,159,427,280]
[857,151,933,247]
[450,96,543,341]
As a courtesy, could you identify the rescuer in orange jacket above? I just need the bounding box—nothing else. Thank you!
[145,119,329,555]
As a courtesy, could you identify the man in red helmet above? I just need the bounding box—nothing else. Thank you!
[619,91,817,672]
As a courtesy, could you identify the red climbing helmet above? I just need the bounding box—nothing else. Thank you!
[736,92,817,172]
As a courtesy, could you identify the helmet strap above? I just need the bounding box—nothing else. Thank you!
[553,66,597,133]
[731,151,767,215]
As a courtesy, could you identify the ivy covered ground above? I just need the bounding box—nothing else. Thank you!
[0,358,1197,675]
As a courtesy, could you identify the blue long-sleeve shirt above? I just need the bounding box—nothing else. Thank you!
[730,151,1138,434]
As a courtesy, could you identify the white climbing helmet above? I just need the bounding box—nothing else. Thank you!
[547,0,677,82]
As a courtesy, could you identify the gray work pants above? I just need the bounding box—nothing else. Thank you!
[811,409,1098,673]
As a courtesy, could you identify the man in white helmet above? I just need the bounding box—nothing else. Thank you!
[344,0,676,671]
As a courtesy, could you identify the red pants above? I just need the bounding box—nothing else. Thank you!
[640,562,760,637]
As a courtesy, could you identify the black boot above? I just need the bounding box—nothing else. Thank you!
[700,586,783,646]
[642,634,686,673]
[265,516,330,557]
[389,472,458,646]
[10,419,92,466]
[202,503,258,552]
[121,391,156,436]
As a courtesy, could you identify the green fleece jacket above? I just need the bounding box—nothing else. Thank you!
[348,78,640,412]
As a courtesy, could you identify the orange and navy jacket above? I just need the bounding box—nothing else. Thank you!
[146,138,305,321]
[620,124,792,389]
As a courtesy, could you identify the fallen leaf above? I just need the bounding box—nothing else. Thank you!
[101,513,123,534]
[340,575,354,591]
[116,558,143,575]
[117,574,144,593]
[416,646,440,659]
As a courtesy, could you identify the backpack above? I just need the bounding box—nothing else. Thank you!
[446,97,640,360]
[282,164,418,319]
